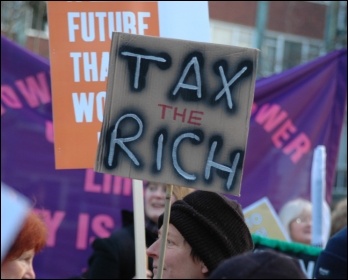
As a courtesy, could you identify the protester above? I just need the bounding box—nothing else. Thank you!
[330,197,347,237]
[1,210,48,279]
[278,198,331,246]
[313,226,347,279]
[83,181,193,279]
[146,190,254,279]
[278,198,312,245]
[251,234,321,278]
[208,249,307,279]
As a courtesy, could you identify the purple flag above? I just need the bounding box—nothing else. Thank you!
[1,35,133,278]
[1,34,346,278]
[236,48,347,211]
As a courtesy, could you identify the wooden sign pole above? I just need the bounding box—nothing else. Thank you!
[156,184,173,279]
[132,179,147,279]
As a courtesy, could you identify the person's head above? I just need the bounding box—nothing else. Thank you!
[330,197,347,237]
[278,198,312,244]
[146,190,253,279]
[1,211,47,279]
[144,181,193,223]
[314,226,347,279]
[209,249,307,279]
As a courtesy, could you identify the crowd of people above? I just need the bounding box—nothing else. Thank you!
[1,182,347,279]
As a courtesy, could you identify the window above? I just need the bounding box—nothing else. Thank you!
[260,36,277,76]
[29,1,47,32]
[211,25,232,45]
[308,44,321,61]
[238,29,253,48]
[210,21,253,47]
[210,21,323,77]
[283,40,302,70]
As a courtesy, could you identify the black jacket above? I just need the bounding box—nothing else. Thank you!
[83,211,157,279]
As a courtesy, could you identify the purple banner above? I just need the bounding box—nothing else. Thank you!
[235,48,347,212]
[1,34,347,278]
[1,35,134,278]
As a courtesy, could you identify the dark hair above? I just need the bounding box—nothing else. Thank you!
[4,211,47,261]
[330,198,347,237]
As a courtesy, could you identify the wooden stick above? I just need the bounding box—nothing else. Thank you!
[156,184,173,279]
[132,179,147,279]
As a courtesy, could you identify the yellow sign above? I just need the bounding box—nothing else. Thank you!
[243,197,290,241]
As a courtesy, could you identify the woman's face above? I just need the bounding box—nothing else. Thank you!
[289,209,312,245]
[1,249,36,279]
[144,182,177,223]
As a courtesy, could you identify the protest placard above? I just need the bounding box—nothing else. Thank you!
[47,1,210,169]
[244,197,290,241]
[95,32,258,195]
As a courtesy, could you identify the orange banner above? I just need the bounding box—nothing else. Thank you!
[48,1,159,169]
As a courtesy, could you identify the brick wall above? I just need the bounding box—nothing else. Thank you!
[209,1,326,39]
[25,35,50,58]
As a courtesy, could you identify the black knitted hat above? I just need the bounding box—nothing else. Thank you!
[209,250,307,279]
[158,190,253,272]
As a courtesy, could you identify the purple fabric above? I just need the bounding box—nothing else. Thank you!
[235,48,347,211]
[1,34,347,278]
[1,35,133,278]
